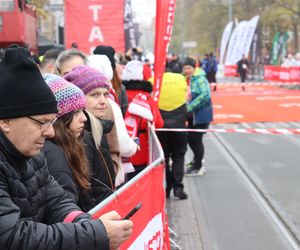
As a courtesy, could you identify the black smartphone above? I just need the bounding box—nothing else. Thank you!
[122,202,142,220]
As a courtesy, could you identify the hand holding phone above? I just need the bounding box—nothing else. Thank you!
[122,202,142,220]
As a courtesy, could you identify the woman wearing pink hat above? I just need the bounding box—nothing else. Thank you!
[43,74,115,211]
[65,64,139,186]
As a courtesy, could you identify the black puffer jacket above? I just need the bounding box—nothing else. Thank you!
[160,104,188,128]
[0,131,109,250]
[43,140,80,203]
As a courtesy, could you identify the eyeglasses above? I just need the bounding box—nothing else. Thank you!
[27,116,57,132]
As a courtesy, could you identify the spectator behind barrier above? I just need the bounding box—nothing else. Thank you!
[65,65,138,186]
[122,60,164,180]
[43,74,115,212]
[0,44,133,250]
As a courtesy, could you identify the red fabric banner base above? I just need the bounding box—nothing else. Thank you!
[91,164,170,250]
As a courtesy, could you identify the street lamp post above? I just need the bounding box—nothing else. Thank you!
[228,0,233,22]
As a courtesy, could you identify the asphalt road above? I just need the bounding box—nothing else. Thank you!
[167,121,300,250]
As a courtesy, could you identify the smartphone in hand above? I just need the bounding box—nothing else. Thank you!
[122,202,142,220]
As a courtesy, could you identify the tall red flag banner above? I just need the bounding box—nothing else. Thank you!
[65,0,125,54]
[153,0,176,103]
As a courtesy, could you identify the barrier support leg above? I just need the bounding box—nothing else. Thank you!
[169,227,182,250]
[168,227,178,237]
[170,238,182,250]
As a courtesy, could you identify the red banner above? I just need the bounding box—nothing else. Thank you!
[153,0,176,103]
[264,65,274,81]
[264,65,300,82]
[65,0,125,54]
[90,164,170,250]
[289,67,300,82]
[224,65,238,77]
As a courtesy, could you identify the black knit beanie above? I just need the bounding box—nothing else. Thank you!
[182,57,196,68]
[0,45,58,119]
[93,45,116,69]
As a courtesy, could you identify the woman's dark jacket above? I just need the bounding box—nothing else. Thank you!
[83,132,115,206]
[44,133,114,212]
[0,131,109,250]
[83,113,116,190]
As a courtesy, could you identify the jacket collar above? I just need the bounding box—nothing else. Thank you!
[83,110,114,134]
[0,130,29,165]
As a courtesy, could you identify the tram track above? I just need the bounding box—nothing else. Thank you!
[212,130,300,250]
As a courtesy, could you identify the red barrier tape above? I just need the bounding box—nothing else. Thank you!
[156,128,300,135]
[210,82,300,87]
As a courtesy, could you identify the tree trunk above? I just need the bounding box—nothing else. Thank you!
[292,19,299,52]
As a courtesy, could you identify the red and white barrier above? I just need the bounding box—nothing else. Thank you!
[89,125,170,250]
[264,65,300,83]
[224,65,300,83]
[209,82,262,86]
[224,65,238,77]
[156,128,300,135]
[210,81,300,87]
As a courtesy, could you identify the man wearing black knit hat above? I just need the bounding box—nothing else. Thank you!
[0,45,132,250]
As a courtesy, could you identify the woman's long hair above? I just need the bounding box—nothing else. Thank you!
[52,112,90,191]
[111,68,122,96]
[85,110,103,148]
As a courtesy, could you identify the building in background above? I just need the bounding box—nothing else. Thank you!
[131,0,156,54]
[38,0,64,53]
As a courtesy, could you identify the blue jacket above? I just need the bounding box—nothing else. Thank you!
[202,57,218,73]
[201,58,211,74]
[187,73,213,125]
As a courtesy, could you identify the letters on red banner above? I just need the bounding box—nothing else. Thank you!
[65,0,125,54]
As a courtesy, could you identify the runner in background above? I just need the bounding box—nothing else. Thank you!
[237,54,250,91]
[183,57,213,176]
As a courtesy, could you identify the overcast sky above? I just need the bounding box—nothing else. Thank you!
[131,0,156,28]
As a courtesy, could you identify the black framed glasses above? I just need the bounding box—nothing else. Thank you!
[27,116,57,132]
